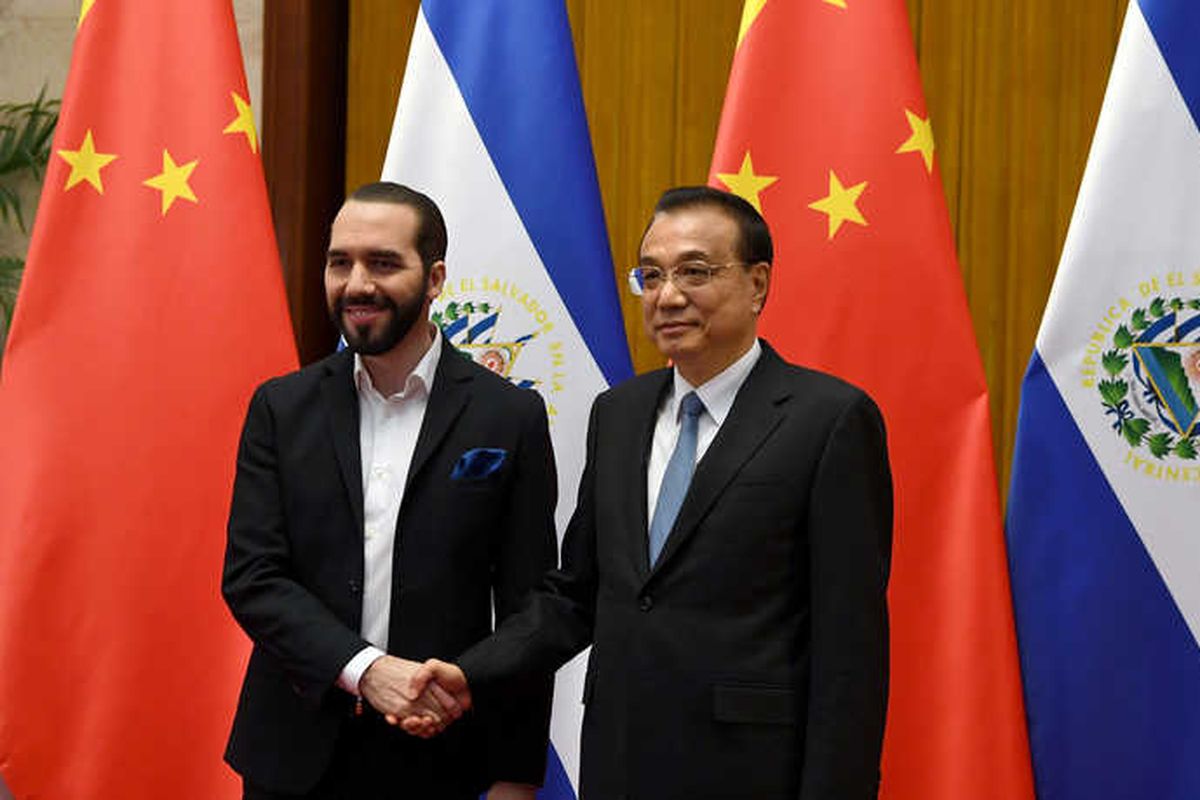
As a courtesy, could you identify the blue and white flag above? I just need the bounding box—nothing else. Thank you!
[382,2,632,796]
[1007,2,1200,797]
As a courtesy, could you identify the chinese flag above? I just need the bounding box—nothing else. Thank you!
[0,2,295,798]
[709,2,1034,799]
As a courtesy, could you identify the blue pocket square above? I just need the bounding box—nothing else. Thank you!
[451,447,508,480]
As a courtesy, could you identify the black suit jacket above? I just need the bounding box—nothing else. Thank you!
[222,340,557,795]
[459,342,892,800]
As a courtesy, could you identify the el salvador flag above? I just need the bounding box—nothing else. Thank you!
[381,2,632,797]
[1007,1,1200,798]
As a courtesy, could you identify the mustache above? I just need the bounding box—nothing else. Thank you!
[335,294,395,313]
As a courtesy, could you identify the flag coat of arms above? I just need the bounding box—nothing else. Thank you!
[709,1,1034,798]
[1008,1,1200,797]
[0,1,296,798]
[381,1,632,796]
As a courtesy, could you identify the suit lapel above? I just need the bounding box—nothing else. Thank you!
[406,338,473,492]
[628,371,673,581]
[321,351,365,532]
[648,346,790,579]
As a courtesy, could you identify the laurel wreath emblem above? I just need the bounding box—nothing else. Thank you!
[1098,295,1200,460]
[431,300,493,328]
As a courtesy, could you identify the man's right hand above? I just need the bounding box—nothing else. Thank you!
[401,658,473,737]
[359,655,463,733]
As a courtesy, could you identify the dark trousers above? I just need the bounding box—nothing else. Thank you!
[242,711,477,800]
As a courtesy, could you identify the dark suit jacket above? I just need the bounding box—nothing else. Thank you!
[458,342,892,800]
[222,340,557,795]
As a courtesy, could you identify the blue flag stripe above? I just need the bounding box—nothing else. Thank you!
[1139,0,1200,133]
[421,0,633,386]
[538,744,576,800]
[1007,352,1200,799]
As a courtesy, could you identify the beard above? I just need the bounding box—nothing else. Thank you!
[332,289,426,356]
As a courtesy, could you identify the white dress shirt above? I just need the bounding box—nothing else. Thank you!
[337,328,442,694]
[647,339,762,529]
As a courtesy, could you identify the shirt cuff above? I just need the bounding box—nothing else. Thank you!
[337,646,386,695]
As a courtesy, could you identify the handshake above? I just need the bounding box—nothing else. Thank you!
[358,655,472,737]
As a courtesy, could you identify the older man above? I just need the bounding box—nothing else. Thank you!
[416,186,893,799]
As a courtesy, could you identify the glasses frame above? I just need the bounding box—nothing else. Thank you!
[627,261,747,296]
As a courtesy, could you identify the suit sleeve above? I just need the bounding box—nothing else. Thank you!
[458,396,601,689]
[476,391,560,785]
[800,392,893,800]
[221,384,368,704]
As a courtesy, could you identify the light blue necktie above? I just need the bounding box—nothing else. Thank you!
[648,391,704,566]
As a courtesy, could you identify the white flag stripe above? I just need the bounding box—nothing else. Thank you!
[1036,3,1200,648]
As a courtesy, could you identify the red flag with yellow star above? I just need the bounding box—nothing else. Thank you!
[0,2,295,798]
[710,2,1034,798]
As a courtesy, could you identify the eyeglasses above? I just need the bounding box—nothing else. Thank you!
[627,261,744,296]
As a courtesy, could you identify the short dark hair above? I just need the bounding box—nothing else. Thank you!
[346,181,448,270]
[649,185,773,265]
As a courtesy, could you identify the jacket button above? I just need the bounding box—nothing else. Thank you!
[639,595,653,612]
[348,579,361,595]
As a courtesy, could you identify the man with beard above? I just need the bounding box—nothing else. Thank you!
[222,182,557,799]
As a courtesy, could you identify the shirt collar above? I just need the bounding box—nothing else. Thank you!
[353,324,442,401]
[669,338,762,426]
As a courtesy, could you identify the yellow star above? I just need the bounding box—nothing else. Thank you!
[142,150,199,215]
[715,152,778,214]
[57,129,118,194]
[823,0,848,8]
[737,0,769,48]
[896,108,935,172]
[222,91,258,153]
[78,0,96,27]
[808,170,868,239]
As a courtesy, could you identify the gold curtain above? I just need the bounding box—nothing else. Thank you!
[346,0,1128,491]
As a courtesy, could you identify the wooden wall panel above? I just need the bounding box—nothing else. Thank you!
[575,0,742,371]
[578,0,681,370]
[262,1,347,364]
[345,0,419,194]
[341,0,1130,490]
